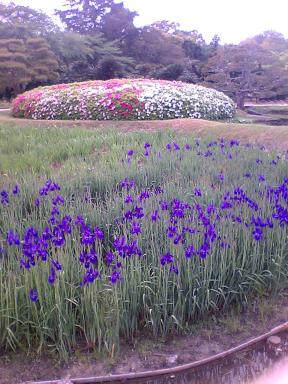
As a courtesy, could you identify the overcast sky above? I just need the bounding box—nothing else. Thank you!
[3,0,288,43]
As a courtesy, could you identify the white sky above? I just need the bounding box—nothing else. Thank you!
[2,0,288,43]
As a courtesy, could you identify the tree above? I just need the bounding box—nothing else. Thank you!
[0,36,58,98]
[182,40,206,60]
[129,26,185,67]
[244,30,288,53]
[0,2,60,97]
[149,20,180,35]
[26,38,59,88]
[97,56,124,79]
[209,34,220,50]
[0,2,59,37]
[203,43,288,108]
[101,2,138,42]
[47,32,134,83]
[55,0,114,34]
[155,63,184,80]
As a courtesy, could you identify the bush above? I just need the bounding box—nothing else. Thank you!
[12,79,235,120]
[155,63,184,80]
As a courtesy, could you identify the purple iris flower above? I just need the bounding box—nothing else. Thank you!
[0,190,9,205]
[82,268,100,285]
[253,227,263,241]
[151,210,160,222]
[80,226,95,245]
[94,226,104,241]
[218,172,225,182]
[127,149,134,157]
[124,195,133,204]
[110,271,121,284]
[173,142,180,151]
[154,186,164,195]
[133,206,144,219]
[124,210,134,221]
[34,198,40,207]
[51,259,62,271]
[52,195,65,206]
[12,185,20,195]
[75,215,85,227]
[258,175,266,182]
[184,144,192,151]
[185,244,195,258]
[120,178,136,191]
[170,265,179,274]
[105,251,114,266]
[6,230,20,246]
[29,288,38,302]
[166,143,172,151]
[48,266,56,285]
[198,242,210,259]
[138,190,150,202]
[160,252,174,266]
[166,226,177,238]
[159,200,169,210]
[130,221,141,235]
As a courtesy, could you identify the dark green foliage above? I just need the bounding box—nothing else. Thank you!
[203,43,288,108]
[1,1,288,102]
[101,2,138,42]
[0,2,59,37]
[96,57,124,79]
[47,32,134,83]
[182,40,206,60]
[155,63,184,80]
[0,36,58,98]
[55,0,114,34]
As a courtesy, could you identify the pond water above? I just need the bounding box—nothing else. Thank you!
[132,332,288,384]
[255,118,288,126]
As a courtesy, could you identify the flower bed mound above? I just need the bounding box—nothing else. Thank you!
[12,79,235,121]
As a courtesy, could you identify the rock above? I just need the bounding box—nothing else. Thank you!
[177,352,194,364]
[59,379,73,384]
[267,335,282,356]
[267,335,281,346]
[166,354,178,366]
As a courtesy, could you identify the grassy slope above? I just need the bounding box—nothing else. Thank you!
[1,111,288,156]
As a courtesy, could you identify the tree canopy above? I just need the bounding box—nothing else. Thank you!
[1,0,288,107]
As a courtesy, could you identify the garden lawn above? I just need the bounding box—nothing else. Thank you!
[0,123,288,361]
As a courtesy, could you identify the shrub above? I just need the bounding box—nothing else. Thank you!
[155,63,184,80]
[12,79,235,120]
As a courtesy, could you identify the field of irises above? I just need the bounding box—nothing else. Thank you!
[1,125,288,360]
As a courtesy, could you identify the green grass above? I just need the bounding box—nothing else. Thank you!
[0,101,10,109]
[0,123,288,361]
[0,124,160,176]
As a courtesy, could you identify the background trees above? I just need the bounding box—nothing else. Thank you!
[1,0,288,106]
[0,36,58,98]
[203,42,288,108]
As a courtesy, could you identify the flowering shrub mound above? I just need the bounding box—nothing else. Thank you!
[12,79,235,120]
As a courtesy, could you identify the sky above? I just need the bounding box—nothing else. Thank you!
[2,0,288,43]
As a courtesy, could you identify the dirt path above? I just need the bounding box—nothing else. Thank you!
[1,111,288,151]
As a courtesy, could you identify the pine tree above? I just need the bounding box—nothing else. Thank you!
[0,36,58,98]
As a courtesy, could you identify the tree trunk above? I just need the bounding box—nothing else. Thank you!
[236,94,245,110]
